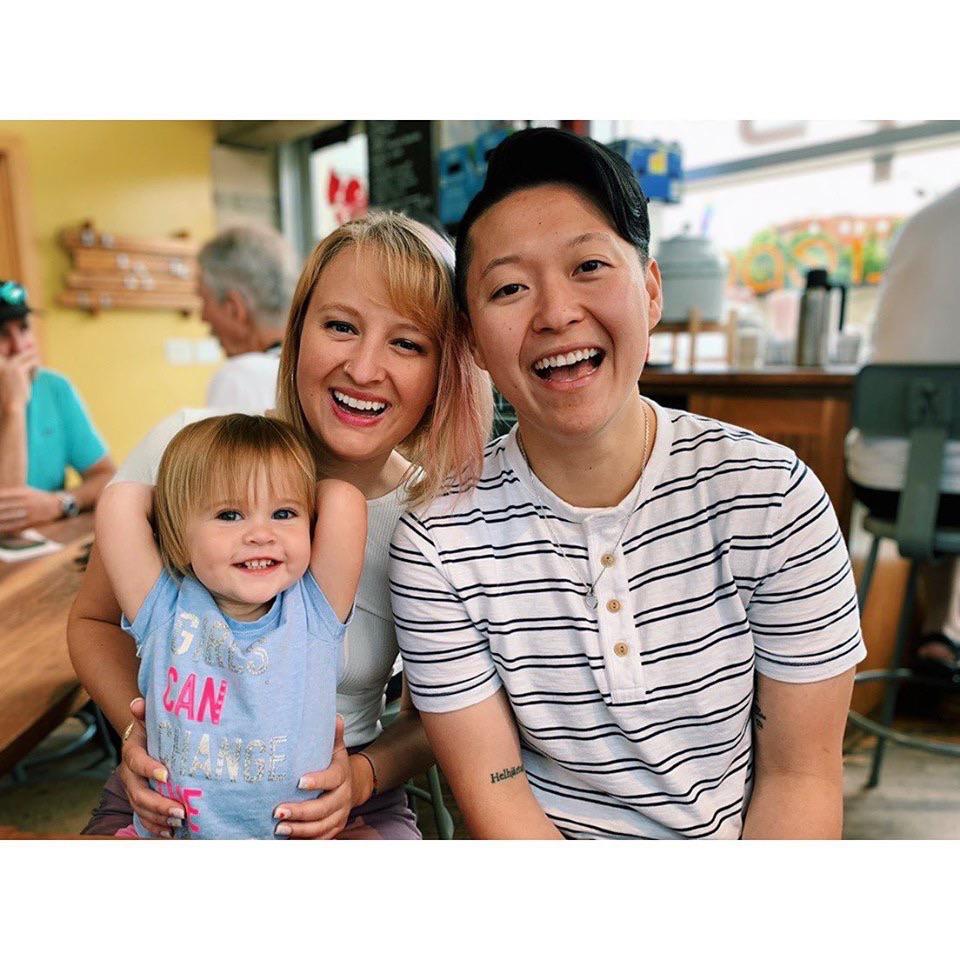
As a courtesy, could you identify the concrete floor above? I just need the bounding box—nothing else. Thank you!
[843,723,960,840]
[2,715,958,839]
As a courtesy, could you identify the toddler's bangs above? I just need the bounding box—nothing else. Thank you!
[196,444,316,517]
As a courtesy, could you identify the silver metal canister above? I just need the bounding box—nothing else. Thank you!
[795,268,847,366]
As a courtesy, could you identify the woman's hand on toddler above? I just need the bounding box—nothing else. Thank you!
[273,715,363,839]
[119,697,185,838]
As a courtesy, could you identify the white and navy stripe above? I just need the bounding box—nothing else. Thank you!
[390,402,865,839]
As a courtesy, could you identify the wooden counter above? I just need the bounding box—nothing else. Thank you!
[642,365,857,535]
[0,516,94,774]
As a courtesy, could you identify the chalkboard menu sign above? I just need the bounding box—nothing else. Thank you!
[366,121,436,219]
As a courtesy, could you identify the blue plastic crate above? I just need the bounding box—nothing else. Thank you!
[607,138,683,203]
[437,144,482,225]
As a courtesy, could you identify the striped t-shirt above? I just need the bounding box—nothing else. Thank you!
[390,401,866,839]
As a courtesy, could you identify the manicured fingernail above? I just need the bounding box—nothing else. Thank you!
[167,818,182,828]
[153,768,168,783]
[274,807,289,821]
[297,777,311,790]
[274,823,292,836]
[130,697,144,708]
[160,830,172,839]
[170,807,185,819]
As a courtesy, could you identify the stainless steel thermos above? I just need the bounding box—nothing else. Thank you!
[795,268,847,367]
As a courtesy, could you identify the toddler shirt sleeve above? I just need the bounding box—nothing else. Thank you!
[389,511,503,713]
[302,573,350,645]
[120,569,181,658]
[747,456,867,683]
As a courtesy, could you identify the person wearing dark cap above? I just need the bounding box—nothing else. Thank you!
[0,280,115,535]
[390,127,865,839]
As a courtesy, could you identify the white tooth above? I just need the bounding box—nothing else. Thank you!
[335,390,385,412]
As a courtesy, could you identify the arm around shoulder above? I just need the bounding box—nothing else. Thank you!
[310,479,366,623]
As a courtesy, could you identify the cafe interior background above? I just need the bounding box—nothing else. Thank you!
[1,118,958,839]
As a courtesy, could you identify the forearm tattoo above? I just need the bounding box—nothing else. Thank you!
[489,764,524,785]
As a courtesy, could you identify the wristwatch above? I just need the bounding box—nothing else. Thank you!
[57,492,80,518]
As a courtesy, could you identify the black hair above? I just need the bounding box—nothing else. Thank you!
[454,127,650,314]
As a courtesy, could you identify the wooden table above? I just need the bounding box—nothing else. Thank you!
[642,365,857,537]
[0,515,94,775]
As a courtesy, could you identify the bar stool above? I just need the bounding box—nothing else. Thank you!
[847,364,960,787]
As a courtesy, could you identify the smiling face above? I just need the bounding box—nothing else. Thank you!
[295,245,441,469]
[183,468,312,621]
[465,184,662,447]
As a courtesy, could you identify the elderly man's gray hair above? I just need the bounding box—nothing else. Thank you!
[198,225,299,332]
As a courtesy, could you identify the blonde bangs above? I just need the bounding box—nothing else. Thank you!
[190,446,315,515]
[358,231,453,343]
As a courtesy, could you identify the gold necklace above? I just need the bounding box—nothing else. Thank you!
[516,404,650,611]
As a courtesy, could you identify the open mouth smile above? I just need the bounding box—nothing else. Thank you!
[330,388,390,423]
[531,347,605,383]
[234,558,281,573]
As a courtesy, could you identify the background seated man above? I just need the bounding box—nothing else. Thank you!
[0,280,115,535]
[845,184,960,685]
[197,225,300,414]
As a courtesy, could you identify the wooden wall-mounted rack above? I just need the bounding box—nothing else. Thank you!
[57,222,201,315]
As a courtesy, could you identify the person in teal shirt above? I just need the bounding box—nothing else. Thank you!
[0,280,115,535]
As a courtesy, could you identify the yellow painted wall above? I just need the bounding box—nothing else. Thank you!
[1,120,217,462]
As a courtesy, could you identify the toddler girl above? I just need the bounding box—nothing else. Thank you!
[96,413,366,838]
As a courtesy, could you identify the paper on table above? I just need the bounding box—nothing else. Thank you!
[0,529,65,563]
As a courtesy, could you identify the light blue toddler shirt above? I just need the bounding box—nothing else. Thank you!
[123,569,344,839]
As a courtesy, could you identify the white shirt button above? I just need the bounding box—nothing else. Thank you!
[606,598,622,614]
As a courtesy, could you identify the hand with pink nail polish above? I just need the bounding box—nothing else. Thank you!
[118,695,183,837]
[271,715,356,839]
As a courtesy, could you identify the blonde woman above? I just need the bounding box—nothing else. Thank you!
[68,213,492,839]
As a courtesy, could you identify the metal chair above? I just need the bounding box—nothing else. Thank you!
[380,696,456,839]
[847,364,960,787]
[5,704,117,791]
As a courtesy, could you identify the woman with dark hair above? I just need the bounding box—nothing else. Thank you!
[391,128,866,839]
